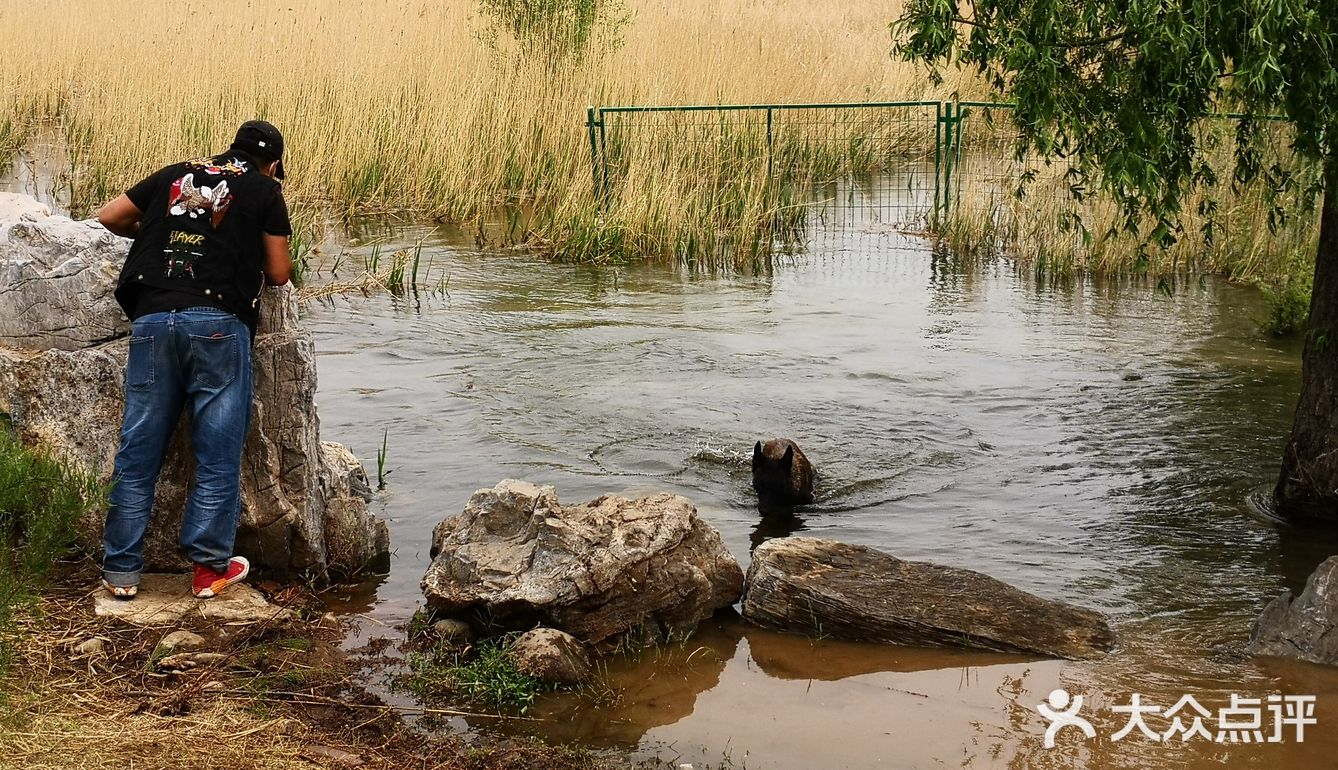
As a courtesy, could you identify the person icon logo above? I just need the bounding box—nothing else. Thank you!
[1037,688,1097,748]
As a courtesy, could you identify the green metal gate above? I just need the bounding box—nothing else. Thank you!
[584,100,960,231]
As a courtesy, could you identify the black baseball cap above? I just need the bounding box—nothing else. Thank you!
[230,120,285,179]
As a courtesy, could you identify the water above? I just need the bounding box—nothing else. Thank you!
[304,218,1338,768]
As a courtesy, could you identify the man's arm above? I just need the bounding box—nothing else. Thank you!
[97,194,142,238]
[263,233,292,286]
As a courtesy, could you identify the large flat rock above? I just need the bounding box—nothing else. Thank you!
[741,537,1114,660]
[92,573,294,627]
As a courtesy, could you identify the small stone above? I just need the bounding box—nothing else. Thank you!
[73,637,106,656]
[317,612,341,630]
[431,619,473,645]
[157,652,228,671]
[157,630,206,652]
[301,745,364,767]
[510,627,594,686]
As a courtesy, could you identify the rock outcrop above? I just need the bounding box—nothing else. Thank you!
[1249,556,1338,665]
[741,537,1114,660]
[0,195,127,350]
[0,193,388,580]
[421,480,743,649]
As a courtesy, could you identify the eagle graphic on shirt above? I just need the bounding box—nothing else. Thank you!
[167,173,233,229]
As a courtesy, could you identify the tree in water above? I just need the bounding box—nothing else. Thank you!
[893,0,1338,521]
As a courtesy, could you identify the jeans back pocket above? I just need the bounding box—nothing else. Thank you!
[127,336,154,389]
[189,333,239,391]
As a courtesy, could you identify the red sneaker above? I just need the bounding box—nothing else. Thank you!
[192,556,251,598]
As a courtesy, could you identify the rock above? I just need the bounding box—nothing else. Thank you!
[157,651,229,671]
[421,480,743,649]
[300,745,365,767]
[157,630,207,652]
[431,619,473,645]
[510,627,594,685]
[1249,555,1338,665]
[0,193,50,223]
[73,637,107,656]
[0,196,389,580]
[93,572,294,627]
[318,442,390,576]
[0,195,128,350]
[741,538,1114,660]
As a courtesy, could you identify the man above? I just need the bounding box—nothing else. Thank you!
[96,120,293,599]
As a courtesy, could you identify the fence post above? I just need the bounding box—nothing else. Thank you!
[934,101,943,222]
[586,105,601,203]
[765,107,774,178]
[952,101,966,210]
[940,101,957,217]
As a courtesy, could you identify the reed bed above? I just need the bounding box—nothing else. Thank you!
[0,0,1315,283]
[0,1,954,242]
[937,113,1320,292]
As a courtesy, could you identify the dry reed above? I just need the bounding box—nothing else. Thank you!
[0,1,957,220]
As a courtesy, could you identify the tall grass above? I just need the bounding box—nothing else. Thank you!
[937,113,1321,297]
[0,0,1315,285]
[0,1,955,242]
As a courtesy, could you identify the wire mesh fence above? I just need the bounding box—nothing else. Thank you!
[587,102,942,244]
[583,100,1315,270]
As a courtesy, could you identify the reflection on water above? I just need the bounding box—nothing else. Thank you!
[304,211,1338,768]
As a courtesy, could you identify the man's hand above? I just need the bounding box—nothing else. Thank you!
[263,233,292,286]
[97,194,142,238]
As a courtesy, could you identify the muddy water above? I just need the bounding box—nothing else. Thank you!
[305,217,1338,769]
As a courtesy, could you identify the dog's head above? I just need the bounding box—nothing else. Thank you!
[752,440,796,504]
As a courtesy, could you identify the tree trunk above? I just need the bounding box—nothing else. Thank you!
[1274,177,1338,521]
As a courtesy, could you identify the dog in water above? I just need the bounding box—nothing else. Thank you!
[752,438,815,509]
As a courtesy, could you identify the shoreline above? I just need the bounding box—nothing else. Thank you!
[0,560,635,770]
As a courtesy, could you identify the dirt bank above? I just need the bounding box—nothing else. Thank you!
[0,561,632,770]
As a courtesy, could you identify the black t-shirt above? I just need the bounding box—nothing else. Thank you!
[115,150,292,334]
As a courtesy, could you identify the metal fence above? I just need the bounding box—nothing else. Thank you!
[583,100,1303,252]
[585,101,947,235]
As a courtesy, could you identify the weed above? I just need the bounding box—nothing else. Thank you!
[0,433,106,673]
[401,634,548,712]
[376,429,390,490]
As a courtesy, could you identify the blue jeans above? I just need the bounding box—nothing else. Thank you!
[102,307,253,587]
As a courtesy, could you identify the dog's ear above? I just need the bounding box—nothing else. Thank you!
[781,445,794,471]
[752,441,763,467]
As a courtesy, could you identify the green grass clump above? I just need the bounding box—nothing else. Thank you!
[403,634,547,712]
[0,428,105,673]
[1258,249,1314,337]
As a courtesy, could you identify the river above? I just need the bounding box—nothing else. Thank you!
[300,210,1338,769]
